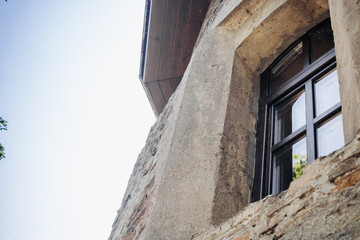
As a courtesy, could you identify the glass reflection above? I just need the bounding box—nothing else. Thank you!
[273,137,307,194]
[275,91,306,143]
[292,138,307,180]
[315,69,340,116]
[317,114,344,157]
[311,22,334,62]
[271,42,303,92]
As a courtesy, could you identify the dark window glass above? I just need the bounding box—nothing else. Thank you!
[311,21,335,62]
[273,137,307,193]
[271,42,303,92]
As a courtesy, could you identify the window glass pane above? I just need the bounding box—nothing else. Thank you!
[317,114,344,157]
[271,42,303,92]
[273,137,307,193]
[274,90,306,143]
[314,69,340,116]
[311,22,334,62]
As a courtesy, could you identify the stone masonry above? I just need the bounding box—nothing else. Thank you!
[192,131,360,240]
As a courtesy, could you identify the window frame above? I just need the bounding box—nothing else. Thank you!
[252,20,342,201]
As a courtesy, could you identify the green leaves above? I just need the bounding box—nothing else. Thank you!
[292,153,307,180]
[0,117,7,160]
[0,117,7,131]
[0,144,5,160]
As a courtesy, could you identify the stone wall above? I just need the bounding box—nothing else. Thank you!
[192,131,360,240]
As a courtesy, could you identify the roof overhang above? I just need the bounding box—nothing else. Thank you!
[139,0,210,116]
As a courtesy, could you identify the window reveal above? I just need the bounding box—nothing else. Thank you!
[252,20,344,201]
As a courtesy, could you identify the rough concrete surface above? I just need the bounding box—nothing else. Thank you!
[329,0,360,143]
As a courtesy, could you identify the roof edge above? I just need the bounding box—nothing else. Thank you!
[139,0,151,82]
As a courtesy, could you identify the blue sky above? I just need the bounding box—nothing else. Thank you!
[0,1,155,239]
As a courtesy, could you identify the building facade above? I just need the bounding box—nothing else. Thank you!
[109,0,360,239]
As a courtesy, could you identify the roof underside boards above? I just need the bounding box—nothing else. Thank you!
[140,0,210,116]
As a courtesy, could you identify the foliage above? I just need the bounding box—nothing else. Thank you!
[0,117,8,160]
[292,153,307,180]
[0,144,4,160]
[0,117,7,131]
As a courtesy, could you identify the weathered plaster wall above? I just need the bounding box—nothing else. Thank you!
[329,0,360,144]
[109,0,360,239]
[140,27,235,240]
[211,52,258,225]
[192,131,360,240]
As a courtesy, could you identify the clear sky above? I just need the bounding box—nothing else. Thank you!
[0,0,156,239]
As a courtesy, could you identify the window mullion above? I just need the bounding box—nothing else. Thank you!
[313,103,342,126]
[271,125,306,152]
[305,80,316,163]
[258,104,268,200]
[268,105,275,195]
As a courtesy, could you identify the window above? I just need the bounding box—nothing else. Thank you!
[252,20,344,200]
